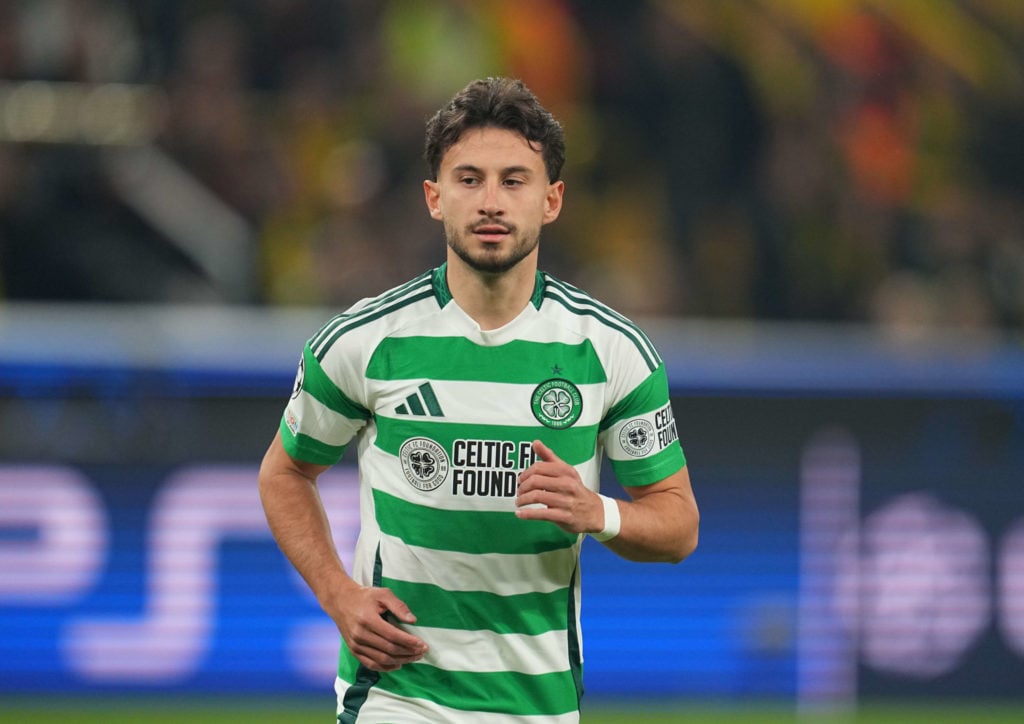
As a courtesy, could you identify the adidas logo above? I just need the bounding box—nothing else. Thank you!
[395,382,445,417]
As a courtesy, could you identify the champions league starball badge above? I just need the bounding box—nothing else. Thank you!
[291,356,305,399]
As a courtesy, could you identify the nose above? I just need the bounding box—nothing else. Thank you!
[479,181,504,216]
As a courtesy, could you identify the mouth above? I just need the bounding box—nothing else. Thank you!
[471,222,512,241]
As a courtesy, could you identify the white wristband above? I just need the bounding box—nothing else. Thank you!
[592,494,621,542]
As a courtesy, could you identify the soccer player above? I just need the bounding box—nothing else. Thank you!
[258,77,700,723]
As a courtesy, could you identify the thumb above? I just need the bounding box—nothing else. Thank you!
[531,439,559,462]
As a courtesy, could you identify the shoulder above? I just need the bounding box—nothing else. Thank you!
[307,269,441,362]
[539,272,663,373]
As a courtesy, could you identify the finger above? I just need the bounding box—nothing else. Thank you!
[353,624,427,670]
[358,632,424,662]
[354,643,421,672]
[529,441,579,482]
[519,443,564,488]
[515,497,572,527]
[532,439,558,462]
[518,482,580,516]
[380,591,418,625]
[373,619,428,655]
[375,599,428,654]
[515,487,546,509]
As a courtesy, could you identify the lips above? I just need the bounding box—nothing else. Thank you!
[472,223,512,240]
[473,223,511,234]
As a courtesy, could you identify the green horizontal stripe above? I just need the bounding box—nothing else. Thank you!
[365,337,606,384]
[612,444,686,487]
[375,417,598,467]
[374,489,577,554]
[382,578,569,636]
[379,662,579,717]
[278,417,346,465]
[301,345,370,420]
[601,363,669,430]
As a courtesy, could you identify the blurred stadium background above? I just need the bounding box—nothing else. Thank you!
[1,1,1023,721]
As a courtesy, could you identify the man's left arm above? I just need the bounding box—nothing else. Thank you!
[605,465,698,563]
[515,440,699,563]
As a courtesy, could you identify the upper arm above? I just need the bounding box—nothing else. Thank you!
[624,465,695,508]
[260,430,332,486]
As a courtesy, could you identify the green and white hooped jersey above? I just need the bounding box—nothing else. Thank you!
[280,264,685,723]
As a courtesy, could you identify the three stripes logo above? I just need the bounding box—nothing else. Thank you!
[395,382,445,417]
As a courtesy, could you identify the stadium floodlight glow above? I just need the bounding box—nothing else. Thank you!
[0,81,161,145]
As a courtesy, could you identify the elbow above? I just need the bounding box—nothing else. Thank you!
[667,513,700,564]
[256,458,275,504]
[673,528,699,564]
[663,537,697,565]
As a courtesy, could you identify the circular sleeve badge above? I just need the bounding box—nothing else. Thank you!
[619,419,655,457]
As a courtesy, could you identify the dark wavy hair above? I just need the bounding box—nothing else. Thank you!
[424,77,565,182]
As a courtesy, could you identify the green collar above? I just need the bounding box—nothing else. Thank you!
[432,263,546,310]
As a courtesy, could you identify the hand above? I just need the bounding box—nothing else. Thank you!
[514,439,604,535]
[327,583,429,672]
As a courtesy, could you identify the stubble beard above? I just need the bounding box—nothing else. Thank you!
[445,219,540,275]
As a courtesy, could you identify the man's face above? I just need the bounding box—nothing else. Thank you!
[424,127,564,275]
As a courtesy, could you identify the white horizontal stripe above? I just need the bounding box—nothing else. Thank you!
[370,378,608,428]
[358,442,603,513]
[337,678,580,724]
[413,625,570,676]
[544,278,660,365]
[311,275,433,355]
[358,446,523,513]
[285,391,361,447]
[380,532,580,596]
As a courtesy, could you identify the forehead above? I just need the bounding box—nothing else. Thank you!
[440,126,545,173]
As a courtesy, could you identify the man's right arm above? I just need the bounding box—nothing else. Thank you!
[258,431,428,671]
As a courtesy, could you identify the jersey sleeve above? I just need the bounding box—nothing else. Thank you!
[599,361,685,486]
[279,342,371,466]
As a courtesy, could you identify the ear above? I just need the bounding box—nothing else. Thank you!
[542,180,565,225]
[423,180,443,220]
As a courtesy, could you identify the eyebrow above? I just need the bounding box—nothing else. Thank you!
[451,164,535,176]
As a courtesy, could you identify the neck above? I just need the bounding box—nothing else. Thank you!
[445,253,538,331]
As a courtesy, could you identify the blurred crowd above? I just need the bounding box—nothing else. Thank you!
[0,0,1022,332]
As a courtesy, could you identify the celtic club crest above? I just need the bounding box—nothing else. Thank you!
[531,379,583,429]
